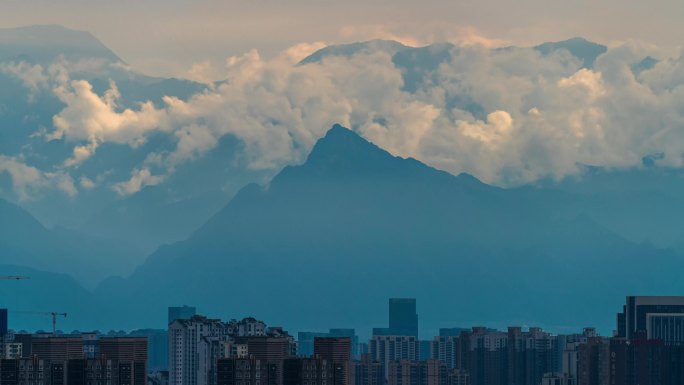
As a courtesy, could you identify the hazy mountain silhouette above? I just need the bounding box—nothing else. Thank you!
[0,263,96,332]
[92,125,682,333]
[0,25,211,247]
[0,25,121,64]
[81,186,233,254]
[0,199,144,288]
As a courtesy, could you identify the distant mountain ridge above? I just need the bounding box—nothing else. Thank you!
[1,124,683,333]
[91,125,683,334]
[0,24,121,64]
[0,198,144,288]
[301,37,608,68]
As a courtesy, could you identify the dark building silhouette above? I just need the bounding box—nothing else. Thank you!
[314,337,352,361]
[313,337,351,385]
[389,299,418,337]
[576,336,610,385]
[505,327,559,385]
[0,335,148,385]
[298,329,360,357]
[65,359,112,385]
[0,310,7,337]
[352,354,385,385]
[387,359,448,385]
[439,329,468,338]
[226,336,294,384]
[328,329,359,358]
[240,337,293,361]
[283,357,348,385]
[374,299,418,337]
[217,357,279,385]
[616,296,684,342]
[453,326,561,385]
[99,337,148,385]
[31,337,84,361]
[608,337,684,385]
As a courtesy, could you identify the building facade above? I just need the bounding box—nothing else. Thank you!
[387,359,447,385]
[369,335,419,379]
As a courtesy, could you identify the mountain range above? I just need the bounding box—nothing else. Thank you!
[89,125,682,334]
[0,26,682,335]
[5,124,682,334]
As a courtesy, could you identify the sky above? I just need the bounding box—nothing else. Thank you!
[1,0,683,77]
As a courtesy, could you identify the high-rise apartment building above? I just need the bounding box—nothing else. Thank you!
[387,359,447,385]
[65,358,112,385]
[217,357,280,385]
[170,315,295,385]
[283,357,348,385]
[430,335,462,369]
[169,315,230,385]
[99,337,148,385]
[299,329,359,358]
[0,335,148,385]
[505,326,560,385]
[352,354,385,385]
[31,337,84,361]
[313,337,351,385]
[369,335,420,378]
[314,337,352,361]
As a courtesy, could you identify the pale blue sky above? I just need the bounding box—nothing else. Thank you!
[1,0,682,76]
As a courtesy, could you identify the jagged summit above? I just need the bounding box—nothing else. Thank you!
[306,124,388,165]
[282,124,455,181]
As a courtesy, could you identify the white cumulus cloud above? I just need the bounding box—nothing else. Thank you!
[25,38,684,194]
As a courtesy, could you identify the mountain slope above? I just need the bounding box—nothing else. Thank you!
[0,24,121,64]
[97,125,683,333]
[0,199,144,288]
[299,40,410,64]
[0,24,209,238]
[0,263,97,332]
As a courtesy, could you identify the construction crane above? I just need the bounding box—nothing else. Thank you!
[47,312,67,336]
[17,311,67,336]
[0,276,30,281]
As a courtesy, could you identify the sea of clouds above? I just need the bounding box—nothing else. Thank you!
[2,39,684,198]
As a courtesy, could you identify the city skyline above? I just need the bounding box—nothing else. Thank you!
[4,296,684,385]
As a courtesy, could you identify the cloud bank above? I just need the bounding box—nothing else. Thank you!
[4,39,684,197]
